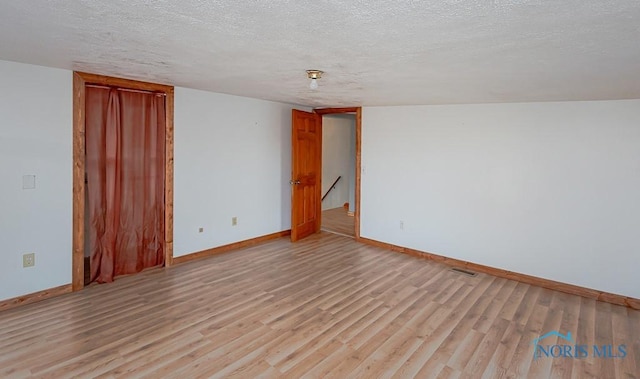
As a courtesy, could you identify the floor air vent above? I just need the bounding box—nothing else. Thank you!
[450,267,477,277]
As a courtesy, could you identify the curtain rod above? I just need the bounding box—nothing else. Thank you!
[85,84,166,96]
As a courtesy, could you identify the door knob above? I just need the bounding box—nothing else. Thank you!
[289,180,301,185]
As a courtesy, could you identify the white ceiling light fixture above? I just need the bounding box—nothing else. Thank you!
[306,70,323,90]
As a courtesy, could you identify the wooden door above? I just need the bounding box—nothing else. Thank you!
[291,110,321,242]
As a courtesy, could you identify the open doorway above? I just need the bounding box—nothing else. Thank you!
[290,107,361,242]
[320,113,356,237]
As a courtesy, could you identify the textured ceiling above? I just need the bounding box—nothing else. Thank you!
[0,1,639,107]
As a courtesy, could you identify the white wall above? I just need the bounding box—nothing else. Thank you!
[361,100,640,299]
[0,62,302,300]
[348,120,356,214]
[173,87,300,257]
[321,115,355,210]
[0,60,72,301]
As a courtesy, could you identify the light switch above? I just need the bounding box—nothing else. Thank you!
[22,175,36,189]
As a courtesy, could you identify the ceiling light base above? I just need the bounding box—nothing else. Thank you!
[306,70,324,90]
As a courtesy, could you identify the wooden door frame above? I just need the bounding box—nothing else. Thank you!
[72,72,175,291]
[314,107,362,239]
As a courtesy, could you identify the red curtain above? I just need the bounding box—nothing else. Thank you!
[85,87,165,283]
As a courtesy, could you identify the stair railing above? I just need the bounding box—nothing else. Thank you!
[322,176,341,201]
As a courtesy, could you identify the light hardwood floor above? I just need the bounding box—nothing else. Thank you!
[0,233,638,378]
[321,207,355,237]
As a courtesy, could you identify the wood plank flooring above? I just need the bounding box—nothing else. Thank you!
[321,207,355,237]
[0,233,638,378]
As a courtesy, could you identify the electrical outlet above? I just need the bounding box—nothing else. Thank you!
[400,221,404,230]
[198,227,204,233]
[23,253,35,268]
[232,217,238,226]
